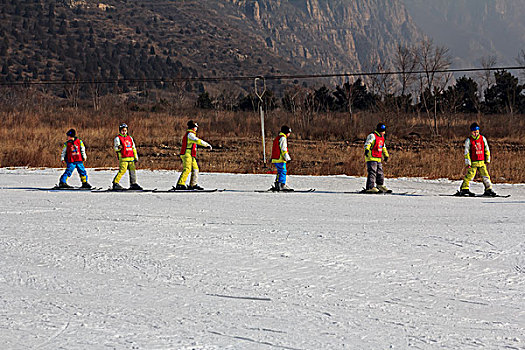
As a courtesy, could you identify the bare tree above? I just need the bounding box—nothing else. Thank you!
[88,80,101,111]
[516,49,525,80]
[394,44,419,97]
[415,39,452,136]
[64,78,81,109]
[478,55,497,92]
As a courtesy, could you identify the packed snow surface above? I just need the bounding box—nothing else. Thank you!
[1,168,524,349]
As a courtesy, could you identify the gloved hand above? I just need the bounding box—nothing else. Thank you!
[208,145,213,150]
[134,158,139,163]
[364,149,370,157]
[384,156,389,162]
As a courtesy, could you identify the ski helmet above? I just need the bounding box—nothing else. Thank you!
[119,123,128,131]
[470,123,480,131]
[187,120,198,129]
[376,123,386,132]
[281,125,292,134]
[66,128,76,137]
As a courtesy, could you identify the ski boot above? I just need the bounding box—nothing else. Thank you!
[189,184,204,190]
[81,182,92,189]
[129,183,143,190]
[112,182,125,190]
[458,188,475,197]
[58,182,73,188]
[280,183,294,192]
[271,181,280,191]
[483,188,497,197]
[377,185,391,193]
[173,184,188,190]
[365,187,380,194]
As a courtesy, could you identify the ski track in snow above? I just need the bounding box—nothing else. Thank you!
[0,168,524,349]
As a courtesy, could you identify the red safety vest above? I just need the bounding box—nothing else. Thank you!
[470,135,485,162]
[66,138,83,163]
[271,134,286,160]
[371,133,385,158]
[118,135,135,158]
[180,130,197,157]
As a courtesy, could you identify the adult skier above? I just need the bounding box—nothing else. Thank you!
[270,125,293,191]
[174,120,212,190]
[58,128,91,188]
[364,123,390,193]
[458,123,497,196]
[112,123,142,190]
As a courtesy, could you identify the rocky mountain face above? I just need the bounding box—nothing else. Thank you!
[402,0,525,67]
[0,0,424,91]
[222,0,423,73]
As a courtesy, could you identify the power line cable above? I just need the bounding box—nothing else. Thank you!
[0,66,524,86]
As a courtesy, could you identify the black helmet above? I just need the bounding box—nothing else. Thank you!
[470,122,480,131]
[376,123,386,132]
[119,123,128,131]
[66,128,76,137]
[281,125,292,134]
[187,120,198,129]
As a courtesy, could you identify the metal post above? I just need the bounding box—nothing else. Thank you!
[254,77,267,165]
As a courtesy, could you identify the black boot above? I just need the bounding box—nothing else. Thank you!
[189,184,204,190]
[174,184,188,190]
[59,182,73,188]
[483,188,497,197]
[81,182,92,189]
[129,183,143,190]
[459,188,475,196]
[112,182,125,190]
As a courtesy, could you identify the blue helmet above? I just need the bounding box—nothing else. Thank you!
[376,123,386,132]
[470,123,480,131]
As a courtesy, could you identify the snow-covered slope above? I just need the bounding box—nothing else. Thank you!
[1,169,524,349]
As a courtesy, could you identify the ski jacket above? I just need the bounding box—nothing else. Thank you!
[180,129,210,158]
[464,134,490,166]
[364,131,389,162]
[61,137,86,163]
[271,132,291,163]
[114,134,138,161]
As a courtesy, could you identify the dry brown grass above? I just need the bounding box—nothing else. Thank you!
[1,107,524,183]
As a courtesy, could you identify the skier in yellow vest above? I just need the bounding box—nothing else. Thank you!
[364,123,390,193]
[112,123,142,190]
[174,120,212,190]
[458,123,497,196]
[270,125,293,191]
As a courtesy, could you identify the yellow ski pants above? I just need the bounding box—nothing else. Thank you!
[113,160,137,185]
[177,154,199,186]
[460,164,492,190]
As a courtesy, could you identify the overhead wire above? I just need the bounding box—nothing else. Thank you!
[0,66,524,86]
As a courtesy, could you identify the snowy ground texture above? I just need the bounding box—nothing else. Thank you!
[1,168,524,350]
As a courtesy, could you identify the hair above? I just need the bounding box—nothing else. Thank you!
[281,125,291,134]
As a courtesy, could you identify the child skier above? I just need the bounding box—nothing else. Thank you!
[112,123,142,190]
[364,123,390,193]
[458,123,497,196]
[58,129,91,188]
[174,120,212,190]
[270,125,293,191]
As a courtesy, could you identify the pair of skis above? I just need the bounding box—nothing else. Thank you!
[440,191,511,198]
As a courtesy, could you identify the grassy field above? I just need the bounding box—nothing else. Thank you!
[1,106,524,183]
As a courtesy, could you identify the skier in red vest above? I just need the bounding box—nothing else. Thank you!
[364,123,390,193]
[270,125,293,191]
[458,123,497,196]
[112,123,142,190]
[59,128,91,188]
[174,120,212,190]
